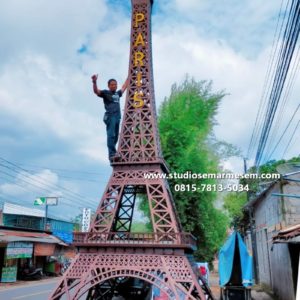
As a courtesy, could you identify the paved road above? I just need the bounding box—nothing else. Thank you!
[0,278,59,300]
[0,277,274,300]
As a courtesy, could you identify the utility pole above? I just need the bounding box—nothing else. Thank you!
[34,197,59,231]
[243,157,259,283]
[243,157,247,176]
[45,203,48,230]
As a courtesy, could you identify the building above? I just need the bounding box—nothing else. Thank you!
[246,171,300,300]
[272,223,300,299]
[1,202,74,243]
[0,226,68,282]
[0,202,76,283]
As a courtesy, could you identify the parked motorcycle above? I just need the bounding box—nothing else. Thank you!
[61,260,71,274]
[18,266,43,280]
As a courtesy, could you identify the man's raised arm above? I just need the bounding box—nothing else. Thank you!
[121,78,129,94]
[91,74,101,96]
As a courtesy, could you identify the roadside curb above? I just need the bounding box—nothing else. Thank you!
[0,277,60,291]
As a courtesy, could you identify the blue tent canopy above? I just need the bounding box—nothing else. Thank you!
[219,231,253,287]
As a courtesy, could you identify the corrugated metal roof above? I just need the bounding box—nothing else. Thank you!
[279,223,300,234]
[3,202,45,218]
[2,202,74,224]
[273,223,300,244]
[0,230,67,246]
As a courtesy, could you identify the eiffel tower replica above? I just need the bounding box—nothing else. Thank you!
[50,0,214,299]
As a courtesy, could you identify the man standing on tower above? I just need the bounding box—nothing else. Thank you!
[91,74,129,163]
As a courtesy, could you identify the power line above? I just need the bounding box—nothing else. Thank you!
[0,164,98,209]
[0,157,98,206]
[258,0,299,163]
[0,175,91,212]
[265,103,300,160]
[0,164,97,208]
[254,0,300,166]
[252,0,294,163]
[283,127,300,157]
[17,170,105,184]
[282,119,300,158]
[17,163,107,176]
[0,171,84,207]
[247,0,288,159]
[0,192,82,221]
[263,42,300,160]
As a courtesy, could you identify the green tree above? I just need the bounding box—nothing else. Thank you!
[71,211,95,232]
[223,192,247,228]
[154,76,232,262]
[71,213,82,232]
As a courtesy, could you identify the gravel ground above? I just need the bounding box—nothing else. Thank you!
[209,271,275,300]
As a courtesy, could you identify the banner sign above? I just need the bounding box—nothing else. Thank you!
[34,197,46,205]
[46,197,58,206]
[34,197,58,206]
[6,242,33,259]
[82,208,91,232]
[1,266,17,282]
[53,231,73,244]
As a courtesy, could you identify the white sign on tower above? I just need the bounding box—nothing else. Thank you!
[82,208,91,232]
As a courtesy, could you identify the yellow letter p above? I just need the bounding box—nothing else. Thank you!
[134,13,145,27]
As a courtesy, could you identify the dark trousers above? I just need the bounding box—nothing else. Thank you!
[104,113,121,158]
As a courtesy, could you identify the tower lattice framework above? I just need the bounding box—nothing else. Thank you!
[49,1,214,299]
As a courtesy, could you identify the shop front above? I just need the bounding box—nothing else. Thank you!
[1,241,33,282]
[0,227,69,282]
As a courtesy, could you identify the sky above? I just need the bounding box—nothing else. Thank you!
[0,0,299,220]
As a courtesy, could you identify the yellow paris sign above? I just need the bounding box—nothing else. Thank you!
[132,12,146,108]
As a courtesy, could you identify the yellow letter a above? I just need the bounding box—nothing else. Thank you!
[134,33,145,47]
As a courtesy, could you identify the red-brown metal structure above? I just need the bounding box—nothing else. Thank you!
[49,0,214,299]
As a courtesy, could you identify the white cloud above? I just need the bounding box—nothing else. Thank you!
[0,0,133,165]
[0,169,59,197]
[0,168,98,219]
[1,0,296,168]
[0,0,107,64]
[152,23,267,149]
[174,0,206,11]
[0,53,109,163]
[0,0,299,219]
[150,10,299,164]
